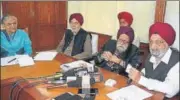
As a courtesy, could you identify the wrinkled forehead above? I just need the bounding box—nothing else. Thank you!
[3,16,17,24]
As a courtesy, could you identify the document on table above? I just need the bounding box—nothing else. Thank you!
[34,51,58,61]
[1,55,25,66]
[1,55,35,67]
[18,55,35,67]
[107,85,153,100]
[1,56,18,66]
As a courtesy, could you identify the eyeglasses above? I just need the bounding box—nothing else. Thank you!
[149,40,165,46]
[118,38,129,44]
[70,21,80,25]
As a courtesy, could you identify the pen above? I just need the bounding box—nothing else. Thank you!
[64,65,70,68]
[8,58,17,63]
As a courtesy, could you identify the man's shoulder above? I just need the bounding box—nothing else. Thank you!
[171,47,179,54]
[170,48,180,61]
[106,39,117,45]
[102,39,116,52]
[129,44,139,52]
[79,28,87,33]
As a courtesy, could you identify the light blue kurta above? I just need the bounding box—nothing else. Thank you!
[1,29,32,57]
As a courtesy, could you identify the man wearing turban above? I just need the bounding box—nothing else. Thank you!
[117,11,133,27]
[128,22,179,99]
[95,26,141,76]
[56,13,92,59]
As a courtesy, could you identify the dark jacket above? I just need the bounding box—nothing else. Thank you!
[62,28,91,56]
[95,39,141,76]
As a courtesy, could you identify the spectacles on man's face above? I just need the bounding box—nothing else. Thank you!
[70,21,79,26]
[149,40,165,46]
[118,38,129,44]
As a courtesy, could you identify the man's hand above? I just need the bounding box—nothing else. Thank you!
[129,67,142,83]
[102,51,112,61]
[109,55,121,64]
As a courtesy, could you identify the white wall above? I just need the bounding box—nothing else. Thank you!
[68,1,156,43]
[164,1,179,50]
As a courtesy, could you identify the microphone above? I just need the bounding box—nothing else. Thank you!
[46,72,63,80]
[127,63,140,85]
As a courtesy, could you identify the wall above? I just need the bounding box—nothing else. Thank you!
[164,1,179,50]
[68,1,156,43]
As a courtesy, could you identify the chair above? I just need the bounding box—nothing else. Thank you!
[86,31,111,63]
[90,33,99,54]
[132,35,140,48]
[89,31,112,52]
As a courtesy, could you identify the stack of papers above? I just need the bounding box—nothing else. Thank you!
[18,55,35,67]
[107,85,153,100]
[34,51,58,61]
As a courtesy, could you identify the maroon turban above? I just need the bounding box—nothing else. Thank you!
[69,13,84,25]
[149,22,176,46]
[118,11,133,26]
[117,26,134,43]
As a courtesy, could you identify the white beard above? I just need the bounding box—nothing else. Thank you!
[150,48,167,58]
[116,44,128,54]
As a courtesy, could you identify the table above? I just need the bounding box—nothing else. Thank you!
[1,53,165,100]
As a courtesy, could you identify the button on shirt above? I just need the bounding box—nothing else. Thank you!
[139,48,179,98]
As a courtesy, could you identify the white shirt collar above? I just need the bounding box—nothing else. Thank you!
[150,48,172,64]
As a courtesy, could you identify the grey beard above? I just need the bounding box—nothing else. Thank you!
[150,48,167,58]
[116,45,128,54]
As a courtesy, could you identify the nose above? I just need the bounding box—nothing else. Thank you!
[150,43,158,50]
[9,23,16,28]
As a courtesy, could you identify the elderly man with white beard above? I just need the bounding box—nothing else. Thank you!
[128,22,179,99]
[95,26,141,76]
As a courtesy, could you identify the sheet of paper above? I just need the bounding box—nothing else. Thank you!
[60,60,94,72]
[1,56,18,66]
[0,55,25,66]
[107,85,153,100]
[34,51,58,61]
[18,55,35,67]
[126,64,133,73]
